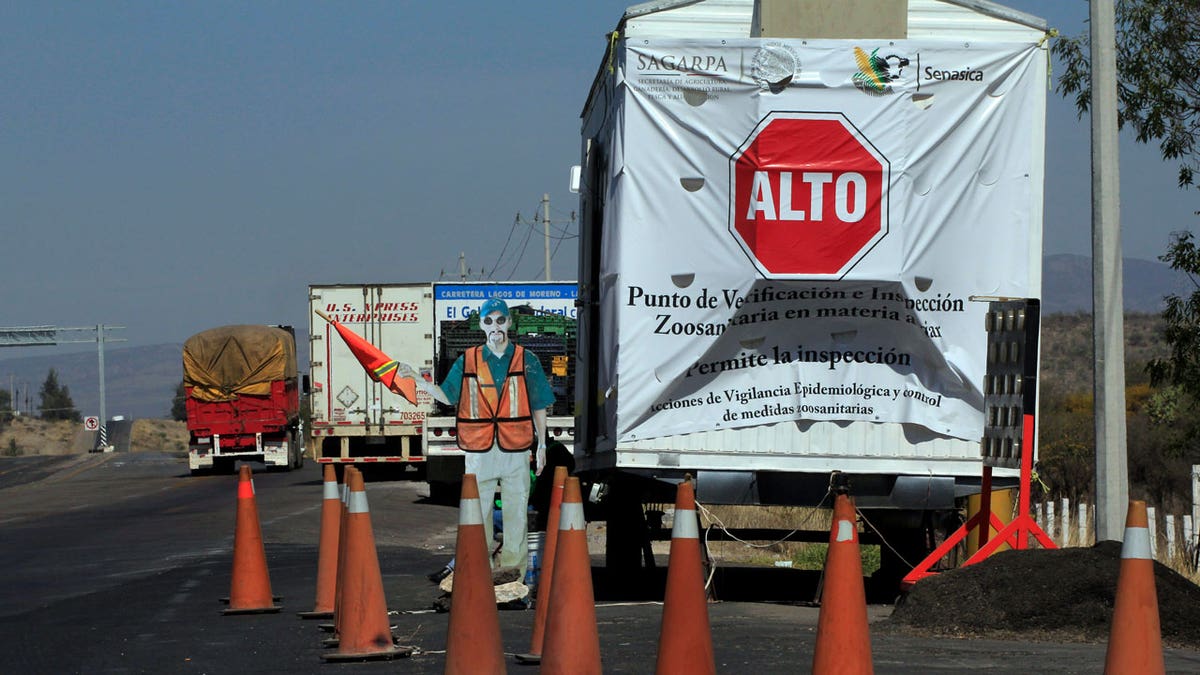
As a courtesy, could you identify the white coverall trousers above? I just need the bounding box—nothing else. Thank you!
[466,444,531,579]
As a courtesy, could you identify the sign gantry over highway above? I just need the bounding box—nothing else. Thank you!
[730,111,890,278]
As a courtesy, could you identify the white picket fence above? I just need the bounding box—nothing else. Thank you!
[1031,497,1199,566]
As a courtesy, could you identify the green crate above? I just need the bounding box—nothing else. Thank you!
[516,313,571,335]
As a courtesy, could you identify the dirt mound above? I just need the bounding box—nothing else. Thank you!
[883,542,1200,649]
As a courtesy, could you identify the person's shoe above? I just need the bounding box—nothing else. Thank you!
[427,566,453,584]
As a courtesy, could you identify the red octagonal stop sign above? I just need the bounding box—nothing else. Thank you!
[729,112,889,277]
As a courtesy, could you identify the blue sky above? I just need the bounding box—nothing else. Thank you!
[1,0,1193,354]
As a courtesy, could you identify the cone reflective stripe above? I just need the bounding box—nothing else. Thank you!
[323,469,409,661]
[812,493,873,674]
[299,465,341,619]
[516,465,570,664]
[541,477,602,675]
[316,311,418,405]
[445,473,506,674]
[224,465,281,614]
[1104,500,1165,675]
[655,481,715,675]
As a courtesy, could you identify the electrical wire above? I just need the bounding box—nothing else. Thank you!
[487,213,523,281]
[693,488,834,592]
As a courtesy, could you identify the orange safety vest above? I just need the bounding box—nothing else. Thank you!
[456,345,535,452]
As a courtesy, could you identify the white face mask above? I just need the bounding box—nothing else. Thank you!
[479,311,509,350]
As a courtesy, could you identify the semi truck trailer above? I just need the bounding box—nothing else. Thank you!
[307,283,435,471]
[573,0,1049,590]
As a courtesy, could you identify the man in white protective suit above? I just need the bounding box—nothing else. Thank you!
[409,297,553,580]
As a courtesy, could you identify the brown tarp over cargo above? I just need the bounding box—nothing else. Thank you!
[183,325,297,402]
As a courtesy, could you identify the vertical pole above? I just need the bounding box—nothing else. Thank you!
[1078,503,1089,546]
[1147,506,1158,559]
[97,324,108,450]
[458,252,467,281]
[1192,465,1199,547]
[1166,514,1176,560]
[1090,0,1128,542]
[1183,515,1194,554]
[1019,414,1035,549]
[978,466,994,551]
[542,193,552,281]
[1061,498,1070,546]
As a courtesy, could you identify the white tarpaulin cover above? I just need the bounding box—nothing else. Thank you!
[605,39,1043,443]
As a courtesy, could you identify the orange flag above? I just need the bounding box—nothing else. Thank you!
[314,310,418,405]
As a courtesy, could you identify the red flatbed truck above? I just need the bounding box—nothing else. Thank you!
[183,325,304,475]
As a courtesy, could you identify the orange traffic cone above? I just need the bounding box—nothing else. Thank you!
[322,468,411,661]
[319,466,353,636]
[655,479,715,674]
[223,464,281,614]
[540,476,602,675]
[515,465,570,664]
[445,473,506,674]
[1104,500,1165,674]
[812,493,873,674]
[299,464,341,619]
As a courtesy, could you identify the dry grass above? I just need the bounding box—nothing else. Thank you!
[0,417,81,456]
[0,417,187,456]
[1039,312,1165,399]
[698,504,830,565]
[129,419,188,455]
[653,502,882,573]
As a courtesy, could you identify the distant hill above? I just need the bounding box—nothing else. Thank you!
[0,343,182,421]
[1042,253,1191,314]
[0,254,1189,422]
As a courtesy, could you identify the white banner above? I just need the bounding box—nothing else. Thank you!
[606,39,1043,443]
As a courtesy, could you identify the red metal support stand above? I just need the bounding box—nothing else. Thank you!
[902,414,1055,587]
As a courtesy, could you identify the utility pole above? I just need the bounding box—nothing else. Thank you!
[542,193,552,281]
[458,252,468,281]
[1090,0,1128,541]
[97,324,108,449]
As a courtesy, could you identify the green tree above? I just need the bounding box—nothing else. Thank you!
[38,368,81,422]
[1052,3,1200,503]
[1053,1,1200,187]
[1147,231,1200,398]
[171,379,188,421]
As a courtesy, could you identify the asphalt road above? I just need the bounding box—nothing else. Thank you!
[1,453,1198,674]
